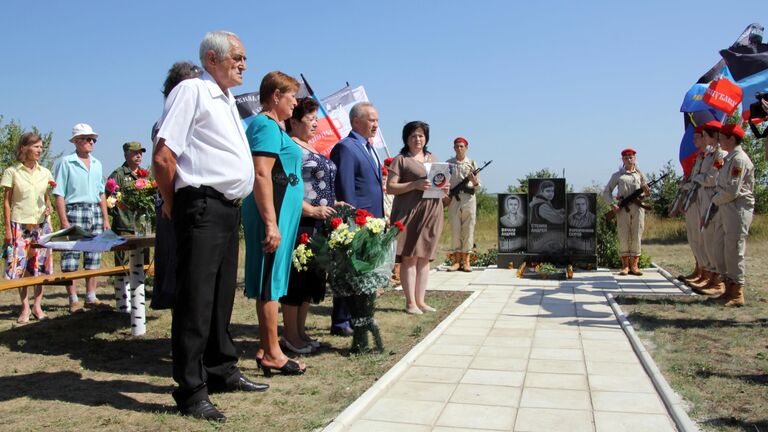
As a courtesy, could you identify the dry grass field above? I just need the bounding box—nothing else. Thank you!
[0,260,468,431]
[617,215,768,432]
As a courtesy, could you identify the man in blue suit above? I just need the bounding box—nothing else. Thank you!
[330,102,384,335]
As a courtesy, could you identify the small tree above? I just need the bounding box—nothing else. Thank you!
[506,168,572,193]
[646,160,683,218]
[742,121,768,213]
[0,116,58,231]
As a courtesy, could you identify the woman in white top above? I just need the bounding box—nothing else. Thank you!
[2,132,54,323]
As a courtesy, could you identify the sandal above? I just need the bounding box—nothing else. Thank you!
[16,311,30,324]
[260,358,306,377]
[32,311,48,321]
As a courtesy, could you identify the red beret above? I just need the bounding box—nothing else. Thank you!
[694,126,704,134]
[621,148,636,157]
[454,137,469,146]
[702,120,722,131]
[720,124,744,139]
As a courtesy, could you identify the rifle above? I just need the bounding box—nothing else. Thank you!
[682,181,700,212]
[701,202,718,231]
[448,160,492,201]
[604,173,668,223]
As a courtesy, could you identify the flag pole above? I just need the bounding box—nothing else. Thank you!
[301,73,342,140]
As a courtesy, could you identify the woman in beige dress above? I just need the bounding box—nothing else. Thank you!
[387,121,448,314]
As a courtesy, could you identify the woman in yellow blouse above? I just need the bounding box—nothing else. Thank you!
[2,132,54,323]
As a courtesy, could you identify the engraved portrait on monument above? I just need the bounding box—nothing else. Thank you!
[498,194,527,252]
[566,193,597,254]
[527,178,566,254]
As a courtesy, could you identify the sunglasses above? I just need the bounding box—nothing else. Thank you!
[78,137,97,143]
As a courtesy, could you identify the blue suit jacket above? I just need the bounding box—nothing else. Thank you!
[330,131,384,218]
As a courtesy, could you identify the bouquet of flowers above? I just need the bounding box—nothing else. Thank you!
[105,169,157,234]
[293,204,402,352]
[295,206,401,296]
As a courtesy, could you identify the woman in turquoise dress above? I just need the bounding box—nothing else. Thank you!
[242,71,305,376]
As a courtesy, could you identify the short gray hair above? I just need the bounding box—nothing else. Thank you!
[199,31,238,66]
[349,101,375,123]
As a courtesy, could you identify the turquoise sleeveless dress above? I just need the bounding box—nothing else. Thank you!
[242,115,304,300]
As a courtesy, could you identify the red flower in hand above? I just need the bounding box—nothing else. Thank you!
[136,168,150,178]
[383,157,394,167]
[48,180,57,188]
[382,166,389,176]
[330,217,343,230]
[355,215,368,226]
[299,232,310,244]
[393,221,405,232]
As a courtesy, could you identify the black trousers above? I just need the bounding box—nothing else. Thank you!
[171,189,241,407]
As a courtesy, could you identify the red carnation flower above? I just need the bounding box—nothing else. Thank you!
[381,166,388,176]
[299,232,310,244]
[136,168,150,178]
[355,215,368,226]
[330,217,342,230]
[393,221,405,232]
[48,180,57,188]
[355,209,368,217]
[383,157,394,167]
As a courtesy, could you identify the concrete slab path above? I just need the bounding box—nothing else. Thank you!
[324,268,691,432]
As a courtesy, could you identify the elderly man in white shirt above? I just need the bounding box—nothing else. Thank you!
[153,31,266,422]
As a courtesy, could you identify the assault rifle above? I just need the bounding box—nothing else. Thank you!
[683,181,700,213]
[604,173,668,223]
[448,160,492,201]
[701,202,718,231]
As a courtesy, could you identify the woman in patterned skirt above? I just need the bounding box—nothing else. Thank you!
[2,132,55,323]
[279,97,339,354]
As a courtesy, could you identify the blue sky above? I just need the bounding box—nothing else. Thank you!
[1,1,764,192]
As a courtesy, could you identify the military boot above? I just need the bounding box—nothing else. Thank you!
[618,256,629,276]
[447,252,461,272]
[462,252,473,272]
[679,263,700,283]
[688,270,711,289]
[698,272,725,296]
[723,282,745,307]
[629,256,643,276]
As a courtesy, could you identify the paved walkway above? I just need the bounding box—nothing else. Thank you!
[325,268,690,432]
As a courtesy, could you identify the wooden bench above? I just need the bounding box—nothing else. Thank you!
[0,265,153,292]
[1,236,156,335]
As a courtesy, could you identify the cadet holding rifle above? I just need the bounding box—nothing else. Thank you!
[709,124,753,306]
[689,121,728,293]
[602,148,650,276]
[675,127,707,284]
[445,137,490,272]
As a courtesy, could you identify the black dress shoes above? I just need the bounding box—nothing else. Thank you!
[330,326,354,337]
[179,399,226,422]
[228,376,269,392]
[209,375,270,393]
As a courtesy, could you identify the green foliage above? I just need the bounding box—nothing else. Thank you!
[506,168,573,193]
[647,160,683,218]
[742,121,768,213]
[470,248,497,267]
[0,116,60,231]
[474,187,497,216]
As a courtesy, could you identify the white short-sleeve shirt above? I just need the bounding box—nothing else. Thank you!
[155,71,254,200]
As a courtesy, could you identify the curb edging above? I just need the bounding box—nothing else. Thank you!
[606,291,701,432]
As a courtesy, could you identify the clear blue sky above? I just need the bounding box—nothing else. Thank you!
[1,1,764,192]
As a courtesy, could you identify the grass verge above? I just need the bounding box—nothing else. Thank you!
[0,283,468,431]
